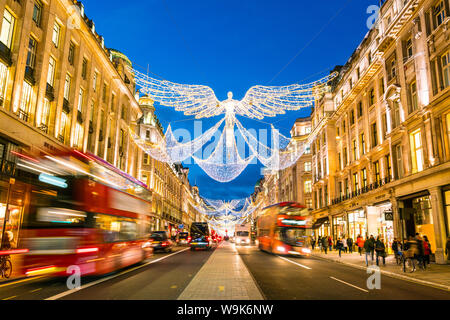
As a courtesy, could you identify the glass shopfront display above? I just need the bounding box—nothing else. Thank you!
[444,186,450,239]
[348,209,367,241]
[367,202,394,254]
[333,215,348,240]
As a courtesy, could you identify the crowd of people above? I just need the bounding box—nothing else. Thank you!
[311,232,440,270]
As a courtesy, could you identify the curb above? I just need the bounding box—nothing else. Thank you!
[311,253,450,292]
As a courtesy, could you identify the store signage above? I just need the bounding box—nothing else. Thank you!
[384,211,394,221]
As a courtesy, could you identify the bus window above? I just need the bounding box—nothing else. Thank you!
[95,214,120,243]
[119,220,137,241]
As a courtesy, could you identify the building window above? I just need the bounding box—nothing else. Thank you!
[74,122,84,148]
[62,75,71,102]
[374,160,381,184]
[385,154,392,181]
[343,147,348,166]
[102,83,107,103]
[52,22,60,48]
[353,173,359,193]
[358,101,363,118]
[387,55,397,82]
[82,58,88,80]
[362,168,367,189]
[304,180,312,193]
[111,94,115,113]
[369,88,376,106]
[360,133,366,156]
[0,9,15,49]
[68,42,75,65]
[345,178,349,197]
[339,181,343,197]
[78,88,84,112]
[405,37,413,60]
[338,152,342,170]
[143,153,151,165]
[380,77,385,96]
[352,139,358,161]
[121,105,126,120]
[47,56,56,86]
[305,146,311,154]
[32,1,42,27]
[20,81,33,117]
[60,111,68,139]
[382,113,388,137]
[40,98,51,129]
[434,1,446,28]
[26,37,37,69]
[305,199,312,209]
[394,144,404,179]
[371,123,378,148]
[442,51,450,89]
[0,62,8,102]
[305,162,311,172]
[343,120,346,133]
[410,129,424,173]
[350,109,355,125]
[409,81,418,113]
[392,101,401,129]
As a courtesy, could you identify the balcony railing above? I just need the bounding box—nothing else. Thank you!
[24,66,36,85]
[39,123,48,134]
[45,83,55,101]
[18,109,29,122]
[63,98,70,114]
[331,177,392,205]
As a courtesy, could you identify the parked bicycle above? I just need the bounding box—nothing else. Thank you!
[0,255,12,279]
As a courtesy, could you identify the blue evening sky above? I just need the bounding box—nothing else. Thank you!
[83,0,378,200]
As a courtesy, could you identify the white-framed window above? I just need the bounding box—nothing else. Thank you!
[442,51,450,88]
[304,145,311,154]
[434,0,446,27]
[26,37,37,68]
[410,81,418,112]
[74,122,84,148]
[410,129,424,173]
[60,111,68,137]
[41,98,50,126]
[52,22,60,47]
[304,162,312,172]
[405,37,413,60]
[93,72,98,91]
[20,81,33,115]
[78,88,84,112]
[47,56,56,86]
[304,180,312,193]
[0,62,8,101]
[64,74,71,100]
[0,9,15,49]
[32,1,43,27]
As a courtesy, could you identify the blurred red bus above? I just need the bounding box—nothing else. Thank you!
[17,150,154,277]
[257,202,312,256]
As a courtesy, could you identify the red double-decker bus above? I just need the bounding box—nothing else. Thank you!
[257,202,312,256]
[16,150,154,277]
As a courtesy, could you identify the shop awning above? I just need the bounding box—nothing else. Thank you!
[312,217,329,229]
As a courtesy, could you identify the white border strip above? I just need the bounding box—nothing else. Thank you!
[45,248,189,300]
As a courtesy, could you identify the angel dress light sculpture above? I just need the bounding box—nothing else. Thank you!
[130,68,336,183]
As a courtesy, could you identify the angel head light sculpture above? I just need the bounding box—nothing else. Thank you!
[130,68,337,183]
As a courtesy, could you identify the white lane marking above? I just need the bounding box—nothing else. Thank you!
[278,256,312,270]
[330,276,369,293]
[45,248,190,300]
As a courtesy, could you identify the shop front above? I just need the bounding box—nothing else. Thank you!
[347,208,367,241]
[398,191,437,253]
[367,202,395,253]
[333,215,347,240]
[443,185,450,242]
[313,217,331,238]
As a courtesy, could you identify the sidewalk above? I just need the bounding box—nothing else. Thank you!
[177,242,264,300]
[311,248,450,291]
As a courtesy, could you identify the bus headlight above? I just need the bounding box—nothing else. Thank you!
[301,248,311,254]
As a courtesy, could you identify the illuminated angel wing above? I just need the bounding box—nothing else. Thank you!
[132,68,223,119]
[237,72,337,120]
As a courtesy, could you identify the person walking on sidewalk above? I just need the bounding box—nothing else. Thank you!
[423,235,431,268]
[311,237,316,251]
[415,233,426,270]
[375,236,386,266]
[336,238,343,257]
[392,238,402,265]
[342,237,348,253]
[328,236,333,252]
[364,236,375,266]
[347,237,353,254]
[357,235,364,256]
[318,236,322,252]
[322,236,328,254]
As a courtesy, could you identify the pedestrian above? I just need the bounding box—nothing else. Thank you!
[318,236,322,251]
[311,237,316,251]
[364,235,375,266]
[328,236,332,252]
[392,238,402,265]
[347,237,353,254]
[423,235,431,267]
[375,236,386,266]
[446,236,450,261]
[322,236,328,254]
[406,236,419,272]
[342,237,348,253]
[356,235,364,256]
[336,238,343,257]
[415,233,426,270]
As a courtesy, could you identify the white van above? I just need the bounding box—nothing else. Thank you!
[234,223,251,246]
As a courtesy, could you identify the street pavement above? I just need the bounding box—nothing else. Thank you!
[0,242,448,300]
